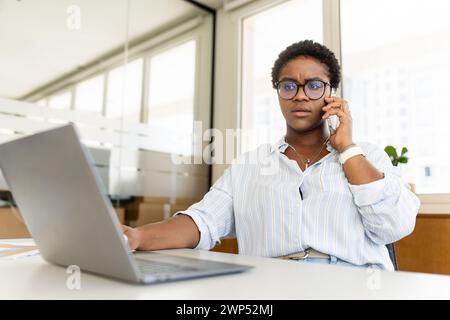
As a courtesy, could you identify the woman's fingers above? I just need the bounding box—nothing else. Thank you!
[322,98,351,122]
[121,225,140,251]
[322,102,342,110]
[322,108,346,121]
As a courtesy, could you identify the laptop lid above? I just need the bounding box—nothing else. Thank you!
[0,124,140,282]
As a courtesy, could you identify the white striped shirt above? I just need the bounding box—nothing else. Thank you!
[178,138,420,270]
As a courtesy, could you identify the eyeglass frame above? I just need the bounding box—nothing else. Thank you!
[275,79,332,101]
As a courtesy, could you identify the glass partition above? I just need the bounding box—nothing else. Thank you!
[0,0,214,234]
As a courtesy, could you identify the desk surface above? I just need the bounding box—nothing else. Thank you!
[1,239,450,299]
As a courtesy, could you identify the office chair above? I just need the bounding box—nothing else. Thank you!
[386,243,398,270]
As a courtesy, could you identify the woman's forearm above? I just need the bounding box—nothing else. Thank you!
[342,155,384,185]
[134,214,200,251]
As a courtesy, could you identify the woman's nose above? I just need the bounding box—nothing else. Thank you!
[292,85,309,101]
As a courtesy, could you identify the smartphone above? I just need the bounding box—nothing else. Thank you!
[327,115,339,135]
[326,91,339,135]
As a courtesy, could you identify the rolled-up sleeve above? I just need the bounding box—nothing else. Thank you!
[348,143,421,245]
[174,167,235,250]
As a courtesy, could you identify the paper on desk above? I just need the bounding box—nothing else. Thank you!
[0,242,39,260]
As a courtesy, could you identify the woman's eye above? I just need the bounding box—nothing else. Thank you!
[283,82,297,91]
[307,81,323,90]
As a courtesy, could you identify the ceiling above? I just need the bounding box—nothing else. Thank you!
[192,0,224,9]
[0,0,210,99]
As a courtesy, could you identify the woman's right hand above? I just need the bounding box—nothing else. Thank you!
[121,225,141,251]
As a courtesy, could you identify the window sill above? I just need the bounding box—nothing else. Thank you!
[417,194,450,215]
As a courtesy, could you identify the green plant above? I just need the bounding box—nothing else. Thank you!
[384,145,408,166]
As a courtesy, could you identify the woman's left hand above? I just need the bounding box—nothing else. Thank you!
[322,96,353,153]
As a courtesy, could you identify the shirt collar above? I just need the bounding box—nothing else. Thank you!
[269,137,288,154]
[270,136,337,155]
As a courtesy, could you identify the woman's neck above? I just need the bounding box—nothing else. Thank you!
[285,124,329,149]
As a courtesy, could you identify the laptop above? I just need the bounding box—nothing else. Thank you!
[0,124,251,284]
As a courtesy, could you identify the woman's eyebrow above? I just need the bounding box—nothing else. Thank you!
[278,76,327,83]
[304,77,327,82]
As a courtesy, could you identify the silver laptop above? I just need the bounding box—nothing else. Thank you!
[0,124,251,284]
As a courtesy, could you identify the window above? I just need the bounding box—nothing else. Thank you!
[106,59,143,122]
[148,40,196,155]
[240,0,323,153]
[48,91,71,110]
[341,0,450,193]
[36,99,47,107]
[75,75,105,114]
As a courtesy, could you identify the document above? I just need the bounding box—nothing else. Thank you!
[0,242,39,260]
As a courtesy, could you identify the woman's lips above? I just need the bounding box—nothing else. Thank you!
[291,110,312,117]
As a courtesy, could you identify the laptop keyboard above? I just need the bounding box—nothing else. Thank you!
[135,259,199,276]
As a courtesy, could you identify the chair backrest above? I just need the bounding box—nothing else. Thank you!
[386,243,398,270]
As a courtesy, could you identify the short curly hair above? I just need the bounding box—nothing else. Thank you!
[271,40,341,89]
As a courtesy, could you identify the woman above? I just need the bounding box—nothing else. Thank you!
[123,40,420,270]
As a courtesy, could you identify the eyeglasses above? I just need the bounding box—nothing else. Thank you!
[275,79,331,100]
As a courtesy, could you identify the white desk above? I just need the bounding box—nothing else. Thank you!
[1,239,450,299]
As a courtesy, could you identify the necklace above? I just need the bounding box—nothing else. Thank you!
[286,136,330,169]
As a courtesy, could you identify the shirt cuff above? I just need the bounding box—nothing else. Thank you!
[174,210,213,250]
[348,172,398,206]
